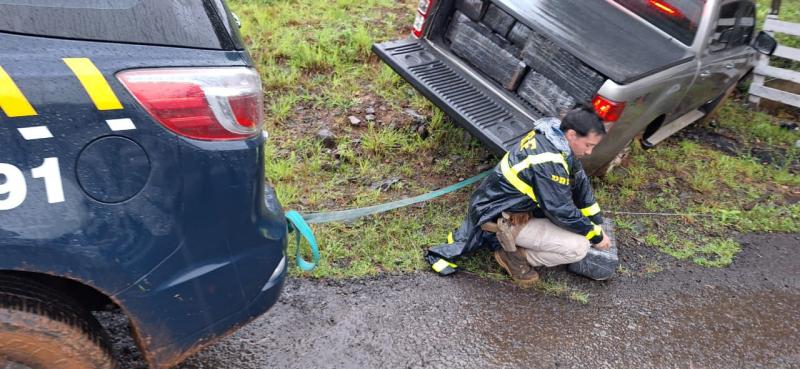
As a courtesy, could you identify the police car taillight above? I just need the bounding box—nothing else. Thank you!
[117,67,264,141]
[412,0,435,38]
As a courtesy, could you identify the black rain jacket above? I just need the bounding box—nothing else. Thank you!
[427,118,605,273]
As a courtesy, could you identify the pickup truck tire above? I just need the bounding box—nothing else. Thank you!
[0,274,116,369]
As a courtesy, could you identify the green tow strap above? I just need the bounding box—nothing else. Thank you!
[285,210,320,272]
[284,170,492,271]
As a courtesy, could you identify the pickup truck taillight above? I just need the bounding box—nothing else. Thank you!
[117,67,264,141]
[592,95,626,122]
[412,0,435,38]
[648,0,682,17]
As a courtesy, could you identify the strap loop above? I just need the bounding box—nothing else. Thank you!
[285,210,321,272]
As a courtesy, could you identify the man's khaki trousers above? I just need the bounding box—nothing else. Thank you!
[515,218,591,267]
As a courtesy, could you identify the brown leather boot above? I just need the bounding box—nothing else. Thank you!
[494,249,539,287]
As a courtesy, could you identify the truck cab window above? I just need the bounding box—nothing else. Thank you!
[738,3,756,45]
[709,1,756,52]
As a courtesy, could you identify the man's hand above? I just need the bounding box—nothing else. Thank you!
[593,236,611,251]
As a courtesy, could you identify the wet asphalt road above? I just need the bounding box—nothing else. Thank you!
[107,233,800,369]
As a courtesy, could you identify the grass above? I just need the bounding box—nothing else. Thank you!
[538,278,590,304]
[758,0,800,24]
[644,261,664,276]
[229,0,492,278]
[229,0,800,288]
[758,0,800,70]
[595,101,799,268]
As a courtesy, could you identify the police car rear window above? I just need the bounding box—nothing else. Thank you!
[0,0,222,49]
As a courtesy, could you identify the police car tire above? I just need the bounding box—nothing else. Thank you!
[0,274,117,369]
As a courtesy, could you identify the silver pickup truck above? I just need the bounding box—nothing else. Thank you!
[374,0,777,174]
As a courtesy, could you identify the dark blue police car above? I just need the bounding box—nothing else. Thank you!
[0,1,287,368]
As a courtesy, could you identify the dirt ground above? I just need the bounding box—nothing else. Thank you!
[103,232,800,369]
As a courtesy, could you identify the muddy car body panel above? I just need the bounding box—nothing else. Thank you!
[375,0,765,174]
[0,1,286,368]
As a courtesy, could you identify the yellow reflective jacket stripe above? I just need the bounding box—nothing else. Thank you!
[432,258,457,273]
[500,152,538,202]
[580,203,601,217]
[501,151,570,203]
[511,152,569,175]
[585,223,603,240]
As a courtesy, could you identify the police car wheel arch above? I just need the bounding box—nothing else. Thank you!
[0,273,117,369]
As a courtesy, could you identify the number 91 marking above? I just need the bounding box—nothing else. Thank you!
[0,157,65,210]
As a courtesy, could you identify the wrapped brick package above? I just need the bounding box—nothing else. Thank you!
[568,220,619,280]
[508,22,532,48]
[517,71,576,117]
[455,0,487,21]
[446,11,471,42]
[483,4,515,37]
[522,32,606,103]
[450,19,527,91]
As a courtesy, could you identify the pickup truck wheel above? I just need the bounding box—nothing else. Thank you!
[0,274,116,369]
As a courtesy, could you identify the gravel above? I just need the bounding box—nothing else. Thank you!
[316,129,336,148]
[106,233,800,369]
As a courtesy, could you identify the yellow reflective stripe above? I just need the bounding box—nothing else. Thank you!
[447,232,455,244]
[502,152,571,202]
[519,130,537,151]
[500,152,537,202]
[63,58,123,111]
[512,152,569,175]
[0,66,37,117]
[580,203,601,217]
[585,224,603,240]
[432,259,457,273]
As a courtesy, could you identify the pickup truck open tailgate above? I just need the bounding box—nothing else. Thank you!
[373,38,535,154]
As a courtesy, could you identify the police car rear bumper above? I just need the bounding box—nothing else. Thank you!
[156,257,287,369]
[151,185,289,368]
[115,183,288,368]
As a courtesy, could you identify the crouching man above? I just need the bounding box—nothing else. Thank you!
[427,106,611,285]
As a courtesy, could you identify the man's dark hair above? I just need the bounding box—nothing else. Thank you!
[560,105,606,137]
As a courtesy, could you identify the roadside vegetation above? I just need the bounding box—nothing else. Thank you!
[230,0,800,302]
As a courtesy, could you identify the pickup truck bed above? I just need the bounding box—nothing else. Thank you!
[495,0,694,84]
[375,0,695,155]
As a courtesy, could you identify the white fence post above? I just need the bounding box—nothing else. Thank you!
[748,15,800,108]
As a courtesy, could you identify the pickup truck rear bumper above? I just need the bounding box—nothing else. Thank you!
[373,38,537,154]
